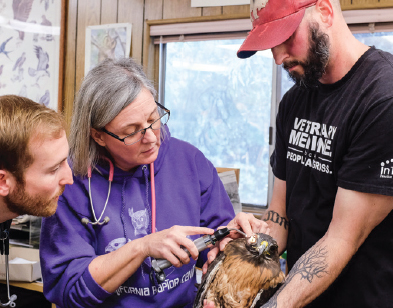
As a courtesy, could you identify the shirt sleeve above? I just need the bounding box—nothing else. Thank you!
[337,97,393,196]
[270,93,290,182]
[40,198,112,308]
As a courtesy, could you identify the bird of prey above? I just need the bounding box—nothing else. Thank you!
[12,0,34,41]
[41,14,51,27]
[28,45,49,77]
[0,65,5,89]
[40,0,49,10]
[13,52,26,71]
[29,20,39,42]
[12,52,25,82]
[40,15,53,41]
[0,37,13,59]
[38,90,50,106]
[19,84,27,97]
[194,233,285,308]
[11,67,23,82]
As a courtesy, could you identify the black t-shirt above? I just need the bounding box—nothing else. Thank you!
[271,47,393,307]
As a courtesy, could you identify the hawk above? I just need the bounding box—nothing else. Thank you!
[28,45,50,81]
[194,233,285,308]
[12,0,34,40]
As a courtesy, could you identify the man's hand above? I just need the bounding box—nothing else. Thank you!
[202,212,269,274]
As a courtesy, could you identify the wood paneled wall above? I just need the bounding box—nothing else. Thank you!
[62,0,251,127]
[341,0,393,9]
[62,0,393,127]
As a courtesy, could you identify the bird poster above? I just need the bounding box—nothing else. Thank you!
[84,23,132,76]
[0,0,61,111]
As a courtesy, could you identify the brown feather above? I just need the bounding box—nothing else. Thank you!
[194,233,285,308]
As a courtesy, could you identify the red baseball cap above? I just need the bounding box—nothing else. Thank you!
[237,0,317,59]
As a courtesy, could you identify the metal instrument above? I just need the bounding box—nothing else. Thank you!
[0,220,17,307]
[151,227,246,283]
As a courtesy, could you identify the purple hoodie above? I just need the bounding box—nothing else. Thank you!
[40,128,235,308]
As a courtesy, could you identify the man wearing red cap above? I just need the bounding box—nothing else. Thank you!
[205,0,393,307]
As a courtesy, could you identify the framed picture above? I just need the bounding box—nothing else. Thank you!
[85,23,132,76]
[0,0,63,111]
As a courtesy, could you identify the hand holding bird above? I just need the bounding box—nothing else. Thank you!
[203,213,270,275]
[195,233,285,308]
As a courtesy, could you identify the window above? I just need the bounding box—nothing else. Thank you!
[280,30,393,97]
[164,39,273,207]
[354,31,393,54]
[153,10,393,210]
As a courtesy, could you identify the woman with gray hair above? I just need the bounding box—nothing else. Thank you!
[39,57,267,308]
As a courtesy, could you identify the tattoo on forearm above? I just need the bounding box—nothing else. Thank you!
[261,244,329,308]
[289,245,329,283]
[263,210,289,230]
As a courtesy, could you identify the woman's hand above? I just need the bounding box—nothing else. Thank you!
[141,225,214,267]
[227,211,269,235]
[203,212,269,274]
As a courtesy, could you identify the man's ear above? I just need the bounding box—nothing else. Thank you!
[315,0,334,27]
[90,128,107,147]
[0,170,14,197]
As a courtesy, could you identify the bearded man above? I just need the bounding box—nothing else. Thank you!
[204,0,393,307]
[0,95,73,223]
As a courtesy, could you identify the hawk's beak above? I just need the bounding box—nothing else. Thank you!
[258,241,269,256]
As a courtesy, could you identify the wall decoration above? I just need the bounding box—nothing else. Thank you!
[85,23,132,76]
[191,0,249,7]
[0,0,62,111]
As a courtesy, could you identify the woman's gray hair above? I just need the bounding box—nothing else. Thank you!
[69,57,157,176]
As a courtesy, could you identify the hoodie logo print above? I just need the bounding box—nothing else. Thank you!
[129,208,149,236]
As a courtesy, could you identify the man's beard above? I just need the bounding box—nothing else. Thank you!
[4,182,64,217]
[284,22,330,88]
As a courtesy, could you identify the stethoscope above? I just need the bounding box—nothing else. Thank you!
[81,157,114,226]
[81,157,157,233]
[0,220,17,307]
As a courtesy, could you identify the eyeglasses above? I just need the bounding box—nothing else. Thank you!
[101,102,170,146]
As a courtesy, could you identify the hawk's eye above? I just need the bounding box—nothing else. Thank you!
[269,245,278,254]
